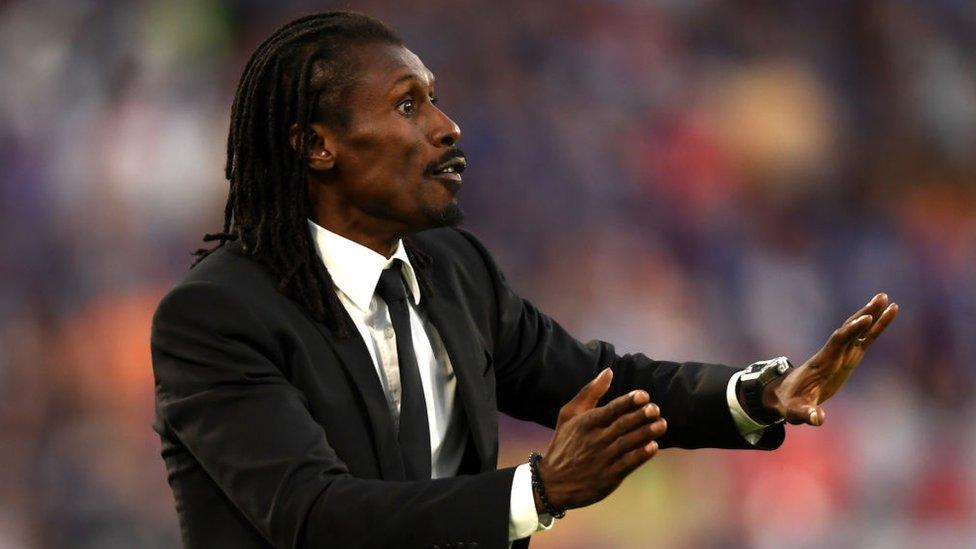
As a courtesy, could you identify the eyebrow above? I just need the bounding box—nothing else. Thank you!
[390,72,436,92]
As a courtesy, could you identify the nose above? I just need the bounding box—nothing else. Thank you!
[430,107,461,147]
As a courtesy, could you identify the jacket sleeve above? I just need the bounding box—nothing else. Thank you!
[151,280,515,549]
[455,229,785,451]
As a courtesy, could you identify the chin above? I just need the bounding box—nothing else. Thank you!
[422,201,464,228]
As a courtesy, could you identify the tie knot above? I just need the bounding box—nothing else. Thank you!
[376,262,408,304]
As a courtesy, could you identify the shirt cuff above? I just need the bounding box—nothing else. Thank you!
[726,370,769,445]
[508,463,555,541]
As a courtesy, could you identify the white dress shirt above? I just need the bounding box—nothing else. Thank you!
[308,219,770,542]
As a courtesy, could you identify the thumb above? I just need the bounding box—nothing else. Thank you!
[790,403,825,426]
[569,368,614,411]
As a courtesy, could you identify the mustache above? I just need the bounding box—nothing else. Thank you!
[423,147,466,176]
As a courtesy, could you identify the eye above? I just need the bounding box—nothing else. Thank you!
[396,98,415,116]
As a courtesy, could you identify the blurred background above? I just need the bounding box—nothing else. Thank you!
[1,0,975,547]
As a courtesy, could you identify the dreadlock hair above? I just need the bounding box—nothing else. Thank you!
[194,11,435,337]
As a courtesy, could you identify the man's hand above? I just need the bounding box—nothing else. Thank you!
[535,368,667,513]
[762,293,899,426]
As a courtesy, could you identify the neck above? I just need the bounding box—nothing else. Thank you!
[309,205,400,259]
[320,219,399,257]
[308,175,420,257]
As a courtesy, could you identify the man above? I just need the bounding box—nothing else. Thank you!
[150,11,898,549]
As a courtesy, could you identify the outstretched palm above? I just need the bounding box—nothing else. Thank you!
[769,293,899,426]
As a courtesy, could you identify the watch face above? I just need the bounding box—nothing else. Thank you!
[757,365,776,385]
[757,358,792,384]
[745,357,792,382]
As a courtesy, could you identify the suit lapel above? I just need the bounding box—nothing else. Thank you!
[224,241,407,478]
[423,292,496,471]
[312,320,406,481]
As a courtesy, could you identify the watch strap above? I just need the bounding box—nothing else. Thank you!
[740,357,792,424]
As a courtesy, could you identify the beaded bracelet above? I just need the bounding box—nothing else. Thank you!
[528,451,566,519]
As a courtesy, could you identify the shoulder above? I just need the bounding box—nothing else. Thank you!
[153,242,297,330]
[410,227,496,271]
[409,227,507,302]
[182,241,278,293]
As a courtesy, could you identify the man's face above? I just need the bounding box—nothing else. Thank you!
[316,42,465,233]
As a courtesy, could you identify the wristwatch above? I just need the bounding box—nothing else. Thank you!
[739,356,794,424]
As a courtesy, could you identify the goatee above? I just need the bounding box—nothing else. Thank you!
[425,202,464,227]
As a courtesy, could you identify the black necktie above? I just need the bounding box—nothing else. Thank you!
[375,263,432,480]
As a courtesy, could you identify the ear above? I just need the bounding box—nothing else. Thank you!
[289,123,336,171]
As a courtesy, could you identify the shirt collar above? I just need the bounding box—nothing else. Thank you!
[307,219,422,312]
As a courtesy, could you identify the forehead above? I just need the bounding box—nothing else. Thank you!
[352,43,434,94]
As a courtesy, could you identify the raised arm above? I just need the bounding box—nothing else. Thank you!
[455,229,785,451]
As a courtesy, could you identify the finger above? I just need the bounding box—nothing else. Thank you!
[610,441,658,478]
[589,389,650,427]
[610,417,667,455]
[558,369,615,425]
[824,314,874,354]
[859,302,899,349]
[567,368,614,411]
[844,293,888,325]
[603,402,660,438]
[786,403,825,426]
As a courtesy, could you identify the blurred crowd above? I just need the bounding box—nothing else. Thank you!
[1,0,974,547]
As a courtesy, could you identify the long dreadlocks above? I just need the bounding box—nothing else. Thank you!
[194,11,434,337]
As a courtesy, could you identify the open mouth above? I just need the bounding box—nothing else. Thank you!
[430,157,466,181]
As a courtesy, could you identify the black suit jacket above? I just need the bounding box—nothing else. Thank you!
[151,227,784,549]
